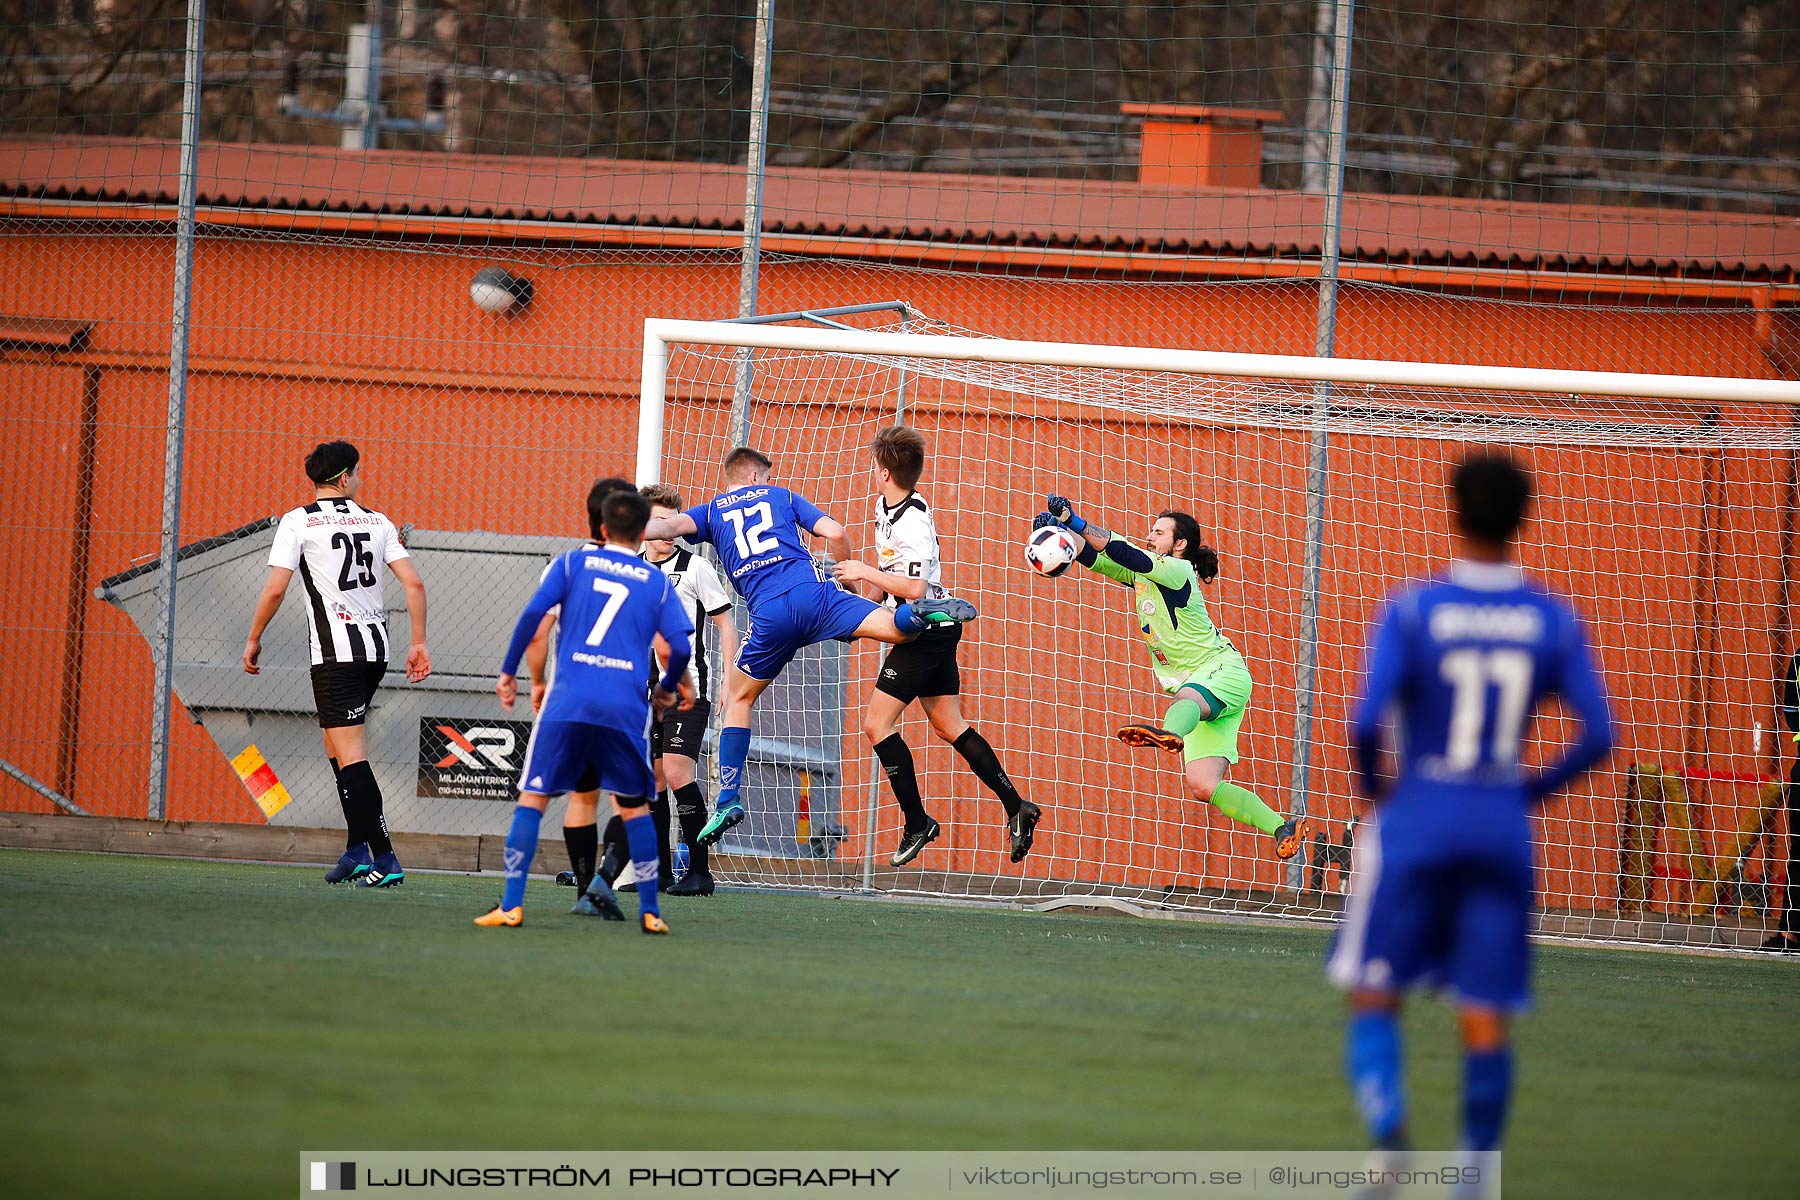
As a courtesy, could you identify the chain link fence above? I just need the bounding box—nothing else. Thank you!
[2,1,1796,945]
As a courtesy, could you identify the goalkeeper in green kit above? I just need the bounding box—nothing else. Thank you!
[1038,495,1309,861]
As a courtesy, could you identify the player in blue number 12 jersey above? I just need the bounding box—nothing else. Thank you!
[642,446,978,848]
[479,486,695,935]
[1328,453,1613,1185]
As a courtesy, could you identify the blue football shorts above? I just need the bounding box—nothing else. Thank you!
[737,582,882,682]
[1326,816,1535,1011]
[516,719,656,801]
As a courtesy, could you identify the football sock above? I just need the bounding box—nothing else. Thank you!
[369,811,393,859]
[951,727,1023,818]
[1461,1047,1513,1152]
[600,815,627,885]
[673,781,709,871]
[1348,1010,1408,1147]
[500,805,543,911]
[651,791,674,884]
[1162,697,1203,738]
[622,809,661,918]
[338,760,393,856]
[716,725,751,813]
[328,757,357,849]
[873,733,932,830]
[1210,781,1283,835]
[892,602,926,635]
[562,822,598,895]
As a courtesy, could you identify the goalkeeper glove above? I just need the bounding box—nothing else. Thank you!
[1030,512,1061,531]
[1045,493,1087,534]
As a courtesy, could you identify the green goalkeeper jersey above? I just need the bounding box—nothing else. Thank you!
[1088,546,1246,694]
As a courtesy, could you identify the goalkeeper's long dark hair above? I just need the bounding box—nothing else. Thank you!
[1158,509,1219,584]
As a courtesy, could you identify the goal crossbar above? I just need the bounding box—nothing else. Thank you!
[638,317,1800,481]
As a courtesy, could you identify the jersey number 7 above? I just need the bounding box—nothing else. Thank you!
[585,578,630,646]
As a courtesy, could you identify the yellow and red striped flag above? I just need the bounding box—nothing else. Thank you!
[231,744,293,820]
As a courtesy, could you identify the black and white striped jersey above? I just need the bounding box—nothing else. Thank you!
[873,490,946,610]
[268,497,409,666]
[643,544,733,702]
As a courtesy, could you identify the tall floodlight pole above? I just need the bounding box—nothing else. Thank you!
[1287,0,1355,892]
[730,0,777,447]
[148,0,207,820]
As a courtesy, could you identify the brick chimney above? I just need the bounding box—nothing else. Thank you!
[1120,103,1282,190]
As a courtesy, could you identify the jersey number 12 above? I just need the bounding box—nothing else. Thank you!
[1440,647,1534,769]
[722,502,779,558]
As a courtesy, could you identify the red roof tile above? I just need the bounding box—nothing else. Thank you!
[3,136,1794,278]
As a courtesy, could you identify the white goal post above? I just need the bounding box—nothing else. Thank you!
[637,312,1800,949]
[639,319,1800,486]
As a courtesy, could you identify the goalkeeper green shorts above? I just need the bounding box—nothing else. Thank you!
[1172,656,1254,765]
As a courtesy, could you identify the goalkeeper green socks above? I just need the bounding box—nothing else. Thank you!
[1162,697,1203,738]
[1209,781,1283,835]
[1161,694,1280,835]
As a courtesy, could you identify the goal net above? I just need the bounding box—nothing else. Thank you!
[641,307,1800,948]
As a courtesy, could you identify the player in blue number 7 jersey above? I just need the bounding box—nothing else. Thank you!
[479,486,695,935]
[1329,453,1613,1188]
[642,446,978,847]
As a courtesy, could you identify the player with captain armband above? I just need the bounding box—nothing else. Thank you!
[1033,494,1308,860]
[833,426,1040,867]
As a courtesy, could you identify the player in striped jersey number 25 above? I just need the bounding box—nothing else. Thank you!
[243,441,432,888]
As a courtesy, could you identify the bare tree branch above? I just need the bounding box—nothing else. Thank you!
[1452,0,1634,198]
[801,2,1040,170]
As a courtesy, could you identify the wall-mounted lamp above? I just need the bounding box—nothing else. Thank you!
[470,267,533,314]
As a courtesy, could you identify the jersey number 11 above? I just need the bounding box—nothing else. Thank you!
[1440,648,1534,769]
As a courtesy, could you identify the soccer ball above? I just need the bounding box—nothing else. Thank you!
[1023,525,1082,578]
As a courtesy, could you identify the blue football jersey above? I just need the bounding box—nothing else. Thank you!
[500,545,694,732]
[683,484,831,608]
[1351,560,1612,811]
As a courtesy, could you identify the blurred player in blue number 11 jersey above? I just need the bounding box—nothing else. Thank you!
[1329,453,1613,1189]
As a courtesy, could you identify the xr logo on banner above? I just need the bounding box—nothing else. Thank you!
[434,725,518,771]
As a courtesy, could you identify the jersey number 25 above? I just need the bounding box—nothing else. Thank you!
[331,531,378,589]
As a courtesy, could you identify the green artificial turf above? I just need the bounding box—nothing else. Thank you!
[0,849,1794,1198]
